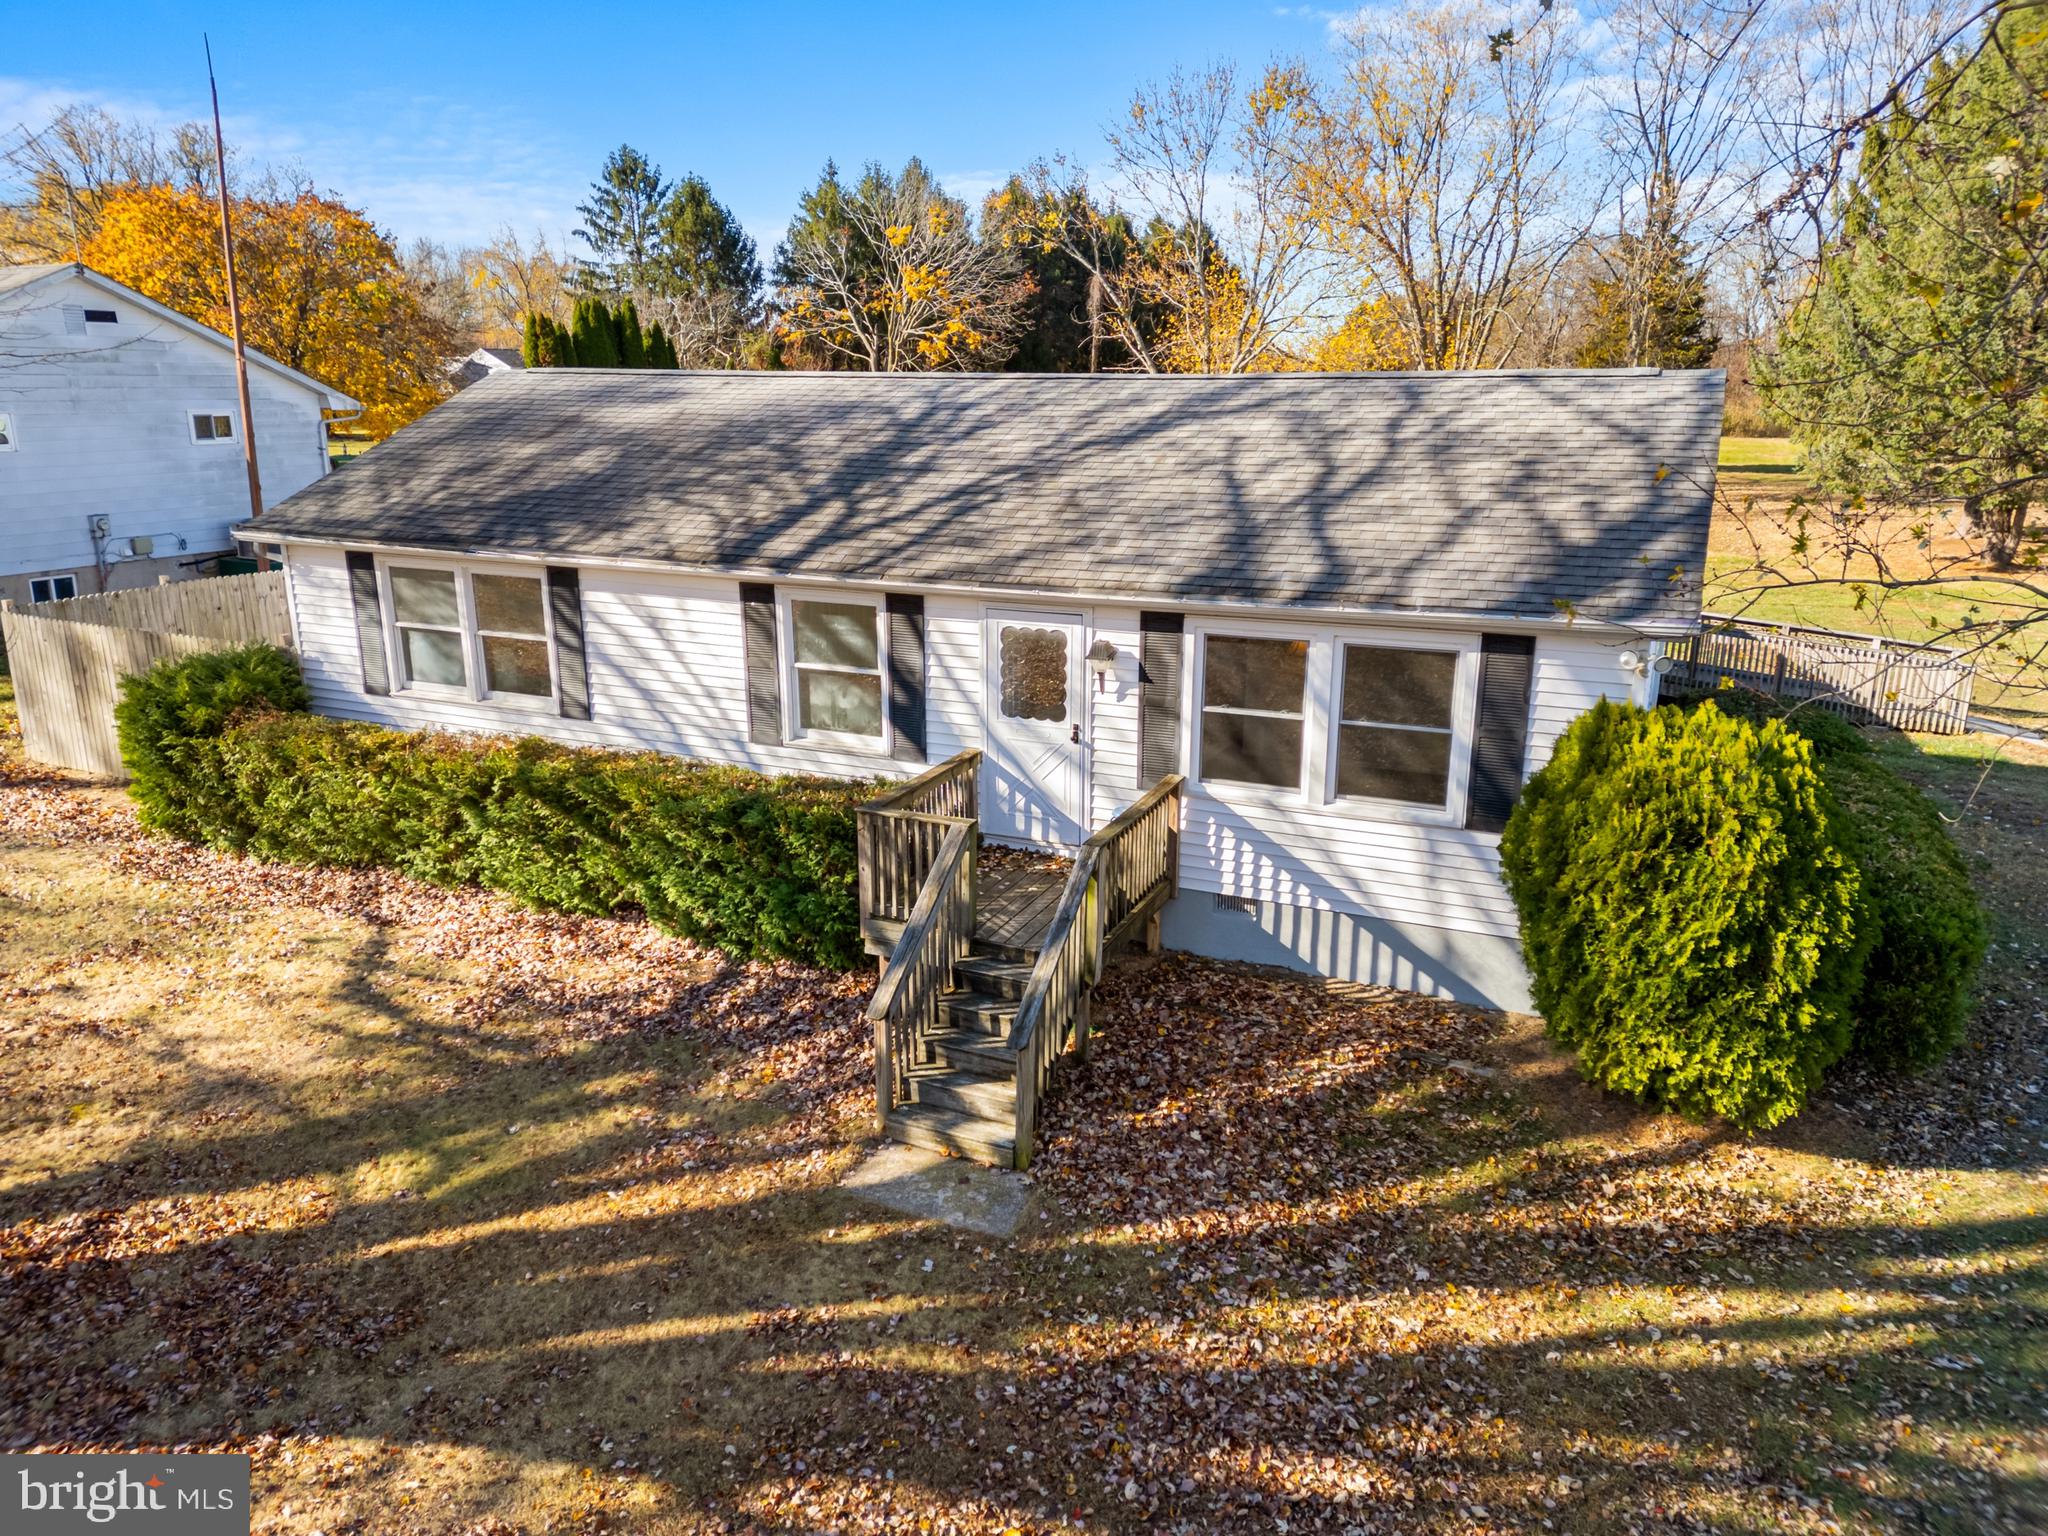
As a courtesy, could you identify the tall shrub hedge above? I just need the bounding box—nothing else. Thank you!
[1500,699,1868,1130]
[115,645,871,968]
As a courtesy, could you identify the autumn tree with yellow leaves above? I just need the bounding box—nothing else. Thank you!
[1273,1,1578,371]
[773,159,1027,371]
[1019,64,1325,374]
[83,184,455,437]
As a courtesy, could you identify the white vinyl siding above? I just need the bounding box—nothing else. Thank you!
[288,546,982,784]
[287,547,1651,948]
[0,269,333,582]
[1090,607,1640,944]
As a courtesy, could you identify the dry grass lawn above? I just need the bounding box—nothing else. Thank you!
[1709,440,2046,726]
[1,679,2044,1534]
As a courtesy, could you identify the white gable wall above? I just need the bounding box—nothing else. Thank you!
[283,540,1661,1010]
[0,269,337,588]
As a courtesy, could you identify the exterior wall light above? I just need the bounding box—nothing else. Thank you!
[1087,639,1120,693]
[1617,648,1676,679]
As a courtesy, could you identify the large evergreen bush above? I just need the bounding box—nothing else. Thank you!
[1681,690,1986,1070]
[1500,700,1867,1130]
[116,648,870,968]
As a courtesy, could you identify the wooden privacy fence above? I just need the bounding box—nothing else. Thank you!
[1672,613,1976,735]
[1,571,291,778]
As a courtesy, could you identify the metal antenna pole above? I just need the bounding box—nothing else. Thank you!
[206,35,266,566]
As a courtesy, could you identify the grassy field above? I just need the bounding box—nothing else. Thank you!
[1709,439,2046,728]
[2,694,2044,1532]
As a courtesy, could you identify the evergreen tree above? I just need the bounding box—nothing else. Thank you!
[1763,12,2046,569]
[645,322,678,368]
[575,145,670,294]
[520,312,542,369]
[1572,191,1719,371]
[982,177,1139,372]
[615,296,648,367]
[571,296,619,368]
[538,316,577,368]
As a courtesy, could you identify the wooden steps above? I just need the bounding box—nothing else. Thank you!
[880,942,1031,1165]
[882,1101,1017,1164]
[864,766,1186,1176]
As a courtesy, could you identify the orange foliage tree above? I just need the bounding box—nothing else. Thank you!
[84,185,454,438]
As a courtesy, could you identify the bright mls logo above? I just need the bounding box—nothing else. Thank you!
[2,1455,250,1534]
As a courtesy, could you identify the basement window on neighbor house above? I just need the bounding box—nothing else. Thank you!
[1335,644,1459,806]
[1199,635,1309,789]
[790,598,884,740]
[191,412,235,442]
[29,575,78,604]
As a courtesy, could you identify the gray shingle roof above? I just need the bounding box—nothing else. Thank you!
[261,368,1723,627]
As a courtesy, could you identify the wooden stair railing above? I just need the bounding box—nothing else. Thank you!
[1008,774,1184,1170]
[866,817,978,1126]
[857,750,982,955]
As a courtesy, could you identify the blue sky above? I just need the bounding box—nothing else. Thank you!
[3,2,1355,257]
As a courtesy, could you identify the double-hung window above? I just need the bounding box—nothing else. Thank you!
[471,573,554,698]
[388,564,556,702]
[1335,644,1459,806]
[789,597,884,743]
[1199,635,1309,789]
[390,567,468,689]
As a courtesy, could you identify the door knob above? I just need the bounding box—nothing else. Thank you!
[1070,723,1081,744]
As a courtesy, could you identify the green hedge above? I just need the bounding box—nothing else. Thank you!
[1679,689,1987,1070]
[115,645,872,968]
[1501,699,1868,1130]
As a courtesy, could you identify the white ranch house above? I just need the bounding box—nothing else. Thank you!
[0,262,355,607]
[250,368,1720,1163]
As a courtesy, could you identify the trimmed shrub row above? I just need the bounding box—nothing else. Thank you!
[1500,694,1985,1131]
[115,645,873,969]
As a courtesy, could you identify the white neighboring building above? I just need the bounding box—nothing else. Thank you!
[450,347,524,390]
[0,262,359,606]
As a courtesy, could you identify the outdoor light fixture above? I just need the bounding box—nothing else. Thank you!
[1087,639,1120,693]
[1617,648,1677,679]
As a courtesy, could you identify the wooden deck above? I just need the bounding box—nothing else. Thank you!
[974,856,1074,954]
[863,852,1074,960]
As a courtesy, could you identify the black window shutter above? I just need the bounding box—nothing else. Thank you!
[739,583,782,745]
[546,566,591,721]
[1138,611,1185,786]
[1465,634,1537,833]
[885,593,927,763]
[344,551,390,696]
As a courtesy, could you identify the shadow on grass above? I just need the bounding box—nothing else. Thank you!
[2,804,2043,1532]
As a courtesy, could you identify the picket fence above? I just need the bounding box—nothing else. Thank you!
[1,571,291,778]
[1672,612,1975,734]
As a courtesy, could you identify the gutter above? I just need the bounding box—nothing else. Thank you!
[231,526,1703,641]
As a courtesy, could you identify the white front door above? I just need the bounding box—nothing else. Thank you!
[982,607,1087,847]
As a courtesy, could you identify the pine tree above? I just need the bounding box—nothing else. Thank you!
[571,297,619,368]
[645,322,678,368]
[1764,12,2046,569]
[615,296,648,367]
[520,312,542,369]
[575,145,671,294]
[1573,190,1718,371]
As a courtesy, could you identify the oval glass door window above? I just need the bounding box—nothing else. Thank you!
[1000,626,1069,722]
